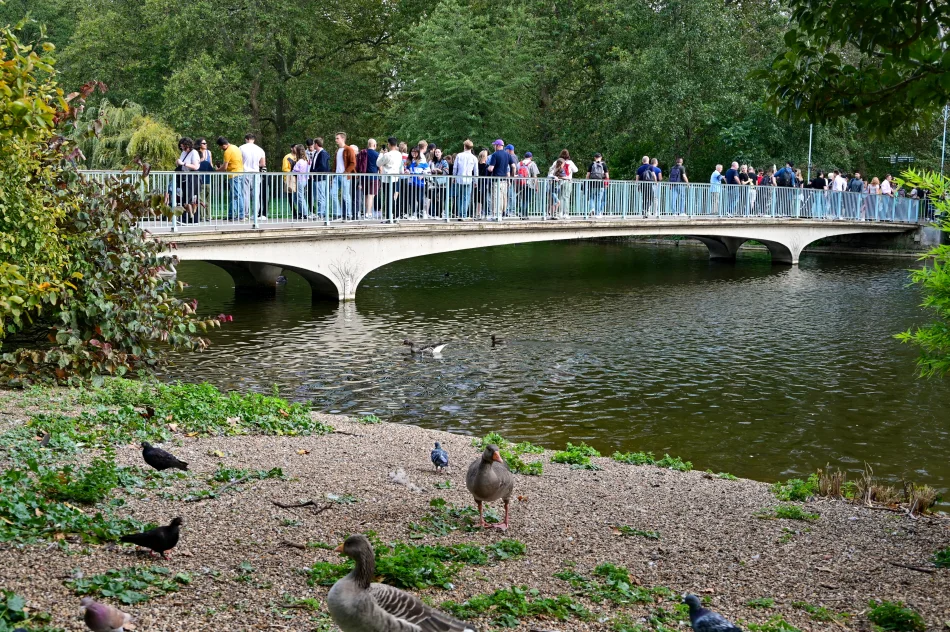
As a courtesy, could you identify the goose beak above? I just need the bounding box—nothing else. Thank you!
[334,543,345,553]
[492,451,503,463]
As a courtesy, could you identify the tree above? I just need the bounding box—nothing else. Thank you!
[0,24,218,385]
[762,0,950,135]
[76,100,179,170]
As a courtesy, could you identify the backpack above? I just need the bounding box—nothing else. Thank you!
[640,167,656,183]
[356,149,368,174]
[668,164,683,183]
[760,174,773,187]
[775,168,790,187]
[589,161,606,180]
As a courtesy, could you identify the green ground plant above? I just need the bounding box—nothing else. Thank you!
[611,451,693,472]
[866,600,925,632]
[408,498,501,536]
[755,506,819,522]
[65,566,192,605]
[551,442,601,469]
[307,536,525,590]
[471,433,543,475]
[791,601,850,623]
[440,586,590,628]
[611,525,660,540]
[554,564,671,606]
[356,414,382,424]
[932,547,950,568]
[164,465,283,502]
[746,598,775,609]
[706,470,738,480]
[0,590,62,631]
[770,475,819,501]
[745,616,802,632]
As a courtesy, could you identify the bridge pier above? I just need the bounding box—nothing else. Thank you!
[208,261,284,295]
[690,236,802,265]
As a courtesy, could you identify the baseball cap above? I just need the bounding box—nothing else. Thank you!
[594,152,602,157]
[505,144,514,151]
[524,151,533,158]
[493,139,504,146]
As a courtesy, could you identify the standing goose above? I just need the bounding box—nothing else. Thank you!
[466,444,515,530]
[328,534,478,632]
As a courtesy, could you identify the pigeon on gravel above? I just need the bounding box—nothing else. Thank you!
[403,339,449,355]
[120,517,182,559]
[684,594,742,632]
[431,442,449,471]
[80,597,132,632]
[328,534,478,632]
[466,444,515,530]
[141,441,188,471]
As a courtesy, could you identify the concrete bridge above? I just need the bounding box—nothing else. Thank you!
[166,218,920,301]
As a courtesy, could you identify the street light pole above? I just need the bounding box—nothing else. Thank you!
[942,103,948,176]
[807,123,813,182]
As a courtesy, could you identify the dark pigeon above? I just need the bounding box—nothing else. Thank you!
[141,441,188,471]
[120,517,182,559]
[684,594,742,632]
[431,442,449,471]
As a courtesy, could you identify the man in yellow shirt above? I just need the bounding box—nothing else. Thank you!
[217,136,245,220]
[281,144,297,217]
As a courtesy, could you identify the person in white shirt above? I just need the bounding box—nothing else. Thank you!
[452,139,479,219]
[239,133,267,220]
[831,169,847,192]
[376,136,405,221]
[881,173,894,196]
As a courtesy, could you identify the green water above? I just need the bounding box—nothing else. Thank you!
[166,240,948,495]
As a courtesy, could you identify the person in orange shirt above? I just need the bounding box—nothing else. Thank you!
[217,136,245,220]
[331,132,357,220]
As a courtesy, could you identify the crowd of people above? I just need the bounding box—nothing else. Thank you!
[168,133,925,223]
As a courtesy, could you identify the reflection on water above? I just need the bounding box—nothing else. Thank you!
[164,240,949,494]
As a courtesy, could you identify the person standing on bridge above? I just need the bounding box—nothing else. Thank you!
[332,132,357,220]
[240,134,267,222]
[709,164,723,216]
[217,137,245,221]
[487,139,516,220]
[376,137,403,222]
[292,144,310,220]
[586,153,609,216]
[636,156,656,216]
[453,139,478,220]
[309,138,330,220]
[668,157,688,214]
[360,139,380,219]
[723,162,740,216]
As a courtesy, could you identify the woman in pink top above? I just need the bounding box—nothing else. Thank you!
[292,144,310,219]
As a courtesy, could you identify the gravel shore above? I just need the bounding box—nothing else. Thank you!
[1,412,948,631]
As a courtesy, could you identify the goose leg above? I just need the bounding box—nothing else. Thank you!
[477,501,492,529]
[493,500,510,531]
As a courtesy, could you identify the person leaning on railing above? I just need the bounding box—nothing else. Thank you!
[376,137,403,222]
[216,137,245,221]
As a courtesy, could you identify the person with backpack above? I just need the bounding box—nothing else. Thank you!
[666,157,687,214]
[636,155,657,215]
[774,161,797,188]
[586,152,609,216]
[516,151,540,215]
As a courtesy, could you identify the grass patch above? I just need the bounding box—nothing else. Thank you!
[611,451,693,471]
[409,498,500,536]
[755,505,819,522]
[792,601,850,623]
[866,600,925,631]
[434,480,452,489]
[440,586,590,628]
[0,590,61,631]
[163,465,283,502]
[65,566,192,605]
[745,615,802,631]
[551,442,601,469]
[307,535,525,590]
[554,564,668,606]
[705,469,738,480]
[611,525,660,540]
[356,414,382,424]
[326,493,358,505]
[746,597,775,609]
[770,474,818,501]
[932,547,950,568]
[471,433,543,476]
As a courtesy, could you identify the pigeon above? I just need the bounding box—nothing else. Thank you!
[141,441,188,471]
[120,517,182,559]
[490,334,506,347]
[403,339,449,355]
[328,534,478,632]
[80,597,132,632]
[684,594,742,632]
[431,442,449,471]
[466,444,515,530]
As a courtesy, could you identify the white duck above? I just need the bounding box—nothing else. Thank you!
[328,534,478,632]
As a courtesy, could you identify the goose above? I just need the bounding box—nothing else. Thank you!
[465,444,515,530]
[684,594,742,632]
[327,534,478,632]
[403,339,449,355]
[156,263,177,280]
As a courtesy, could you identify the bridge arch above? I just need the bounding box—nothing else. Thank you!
[207,260,341,300]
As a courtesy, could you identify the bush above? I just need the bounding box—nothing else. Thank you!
[770,474,818,501]
[866,600,925,632]
[551,442,601,468]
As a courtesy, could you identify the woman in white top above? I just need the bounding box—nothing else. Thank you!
[550,149,578,216]
[292,144,310,219]
[175,137,201,222]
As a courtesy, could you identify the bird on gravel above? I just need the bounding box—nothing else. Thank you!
[328,534,478,632]
[490,334,506,347]
[120,517,182,559]
[684,594,742,632]
[466,444,515,530]
[141,441,189,471]
[431,442,449,471]
[80,597,132,632]
[403,339,449,355]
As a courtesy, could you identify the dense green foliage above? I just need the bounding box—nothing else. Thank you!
[770,474,819,501]
[440,586,591,628]
[0,24,219,384]
[0,590,61,632]
[866,600,925,632]
[3,0,943,176]
[763,0,949,136]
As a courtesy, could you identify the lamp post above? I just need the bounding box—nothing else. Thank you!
[942,103,948,176]
[807,123,813,182]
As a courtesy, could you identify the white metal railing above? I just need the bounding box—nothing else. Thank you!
[77,171,924,232]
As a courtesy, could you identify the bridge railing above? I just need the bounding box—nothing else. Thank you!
[77,171,923,231]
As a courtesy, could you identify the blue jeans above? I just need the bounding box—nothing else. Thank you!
[314,177,328,218]
[331,175,351,219]
[588,185,606,214]
[670,187,683,214]
[229,176,246,220]
[296,180,309,218]
[455,184,472,218]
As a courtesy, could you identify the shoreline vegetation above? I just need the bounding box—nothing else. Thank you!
[0,380,947,631]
